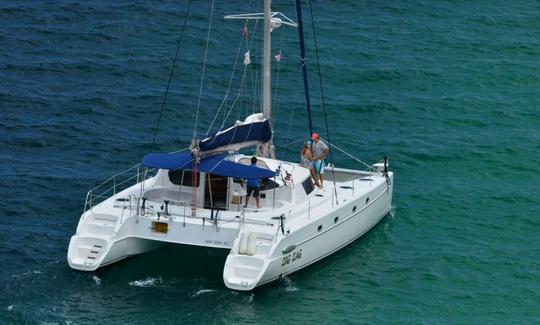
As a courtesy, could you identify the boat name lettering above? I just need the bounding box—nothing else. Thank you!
[281,249,302,266]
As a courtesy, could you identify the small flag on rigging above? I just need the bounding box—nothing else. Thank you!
[274,50,282,62]
[242,25,248,39]
[244,50,251,65]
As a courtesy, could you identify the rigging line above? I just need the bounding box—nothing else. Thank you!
[205,0,259,135]
[202,68,247,149]
[294,0,314,136]
[243,68,251,116]
[245,14,260,117]
[327,141,372,169]
[216,17,260,131]
[251,65,257,113]
[237,77,243,123]
[206,31,245,134]
[247,12,260,52]
[276,70,299,161]
[171,146,190,153]
[219,65,249,130]
[237,68,248,113]
[271,29,285,128]
[308,0,338,201]
[151,0,193,149]
[194,0,216,138]
[275,137,305,151]
[254,69,260,117]
[246,0,260,119]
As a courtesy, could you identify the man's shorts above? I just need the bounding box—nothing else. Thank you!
[314,160,325,174]
[247,186,260,197]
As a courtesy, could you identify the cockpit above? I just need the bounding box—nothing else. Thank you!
[142,155,314,213]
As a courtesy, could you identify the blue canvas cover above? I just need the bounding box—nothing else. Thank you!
[142,152,192,170]
[199,119,271,152]
[142,152,275,179]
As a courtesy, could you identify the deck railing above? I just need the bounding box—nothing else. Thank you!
[81,165,276,228]
[83,164,149,212]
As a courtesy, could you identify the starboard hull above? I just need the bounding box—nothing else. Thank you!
[224,173,393,290]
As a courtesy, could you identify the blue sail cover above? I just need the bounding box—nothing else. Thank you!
[142,152,275,179]
[199,116,272,152]
[142,152,193,170]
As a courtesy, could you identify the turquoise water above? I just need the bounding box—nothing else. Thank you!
[1,0,539,323]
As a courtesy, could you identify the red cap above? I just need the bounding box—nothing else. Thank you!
[311,133,319,140]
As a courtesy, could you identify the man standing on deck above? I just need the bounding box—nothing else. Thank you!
[244,157,262,209]
[311,133,328,189]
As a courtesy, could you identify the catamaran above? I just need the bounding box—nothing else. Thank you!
[67,0,394,291]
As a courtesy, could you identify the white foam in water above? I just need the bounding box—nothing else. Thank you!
[10,270,42,278]
[282,276,299,292]
[92,275,101,286]
[129,276,162,287]
[7,305,13,311]
[389,205,396,218]
[192,289,215,297]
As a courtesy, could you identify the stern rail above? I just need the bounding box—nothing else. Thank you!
[83,164,156,212]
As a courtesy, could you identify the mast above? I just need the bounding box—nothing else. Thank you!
[259,0,274,158]
[224,6,297,158]
[294,0,313,136]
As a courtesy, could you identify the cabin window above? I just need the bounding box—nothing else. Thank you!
[261,178,280,191]
[318,225,323,232]
[334,216,339,224]
[168,170,199,187]
[301,177,315,195]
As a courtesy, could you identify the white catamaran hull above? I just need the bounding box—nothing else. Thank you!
[68,160,393,290]
[67,0,395,291]
[261,180,391,287]
[223,171,393,290]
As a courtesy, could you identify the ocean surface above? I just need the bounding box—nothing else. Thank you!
[1,0,539,323]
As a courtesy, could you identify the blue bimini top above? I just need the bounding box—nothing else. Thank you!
[142,152,275,179]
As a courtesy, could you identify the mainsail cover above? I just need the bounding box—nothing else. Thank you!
[142,152,275,179]
[199,113,271,152]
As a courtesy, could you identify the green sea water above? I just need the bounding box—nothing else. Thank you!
[1,0,539,323]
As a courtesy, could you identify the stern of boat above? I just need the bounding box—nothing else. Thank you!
[67,211,119,270]
[68,235,110,271]
[223,228,274,290]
